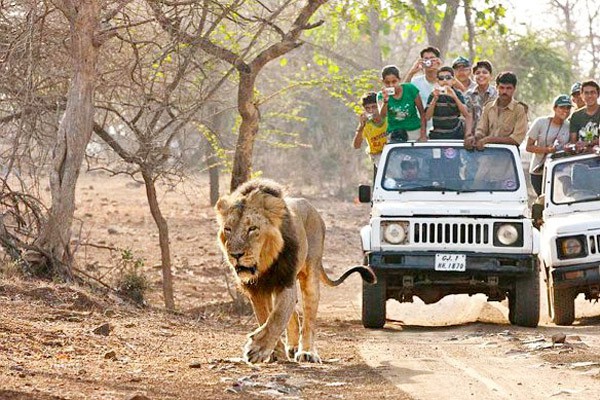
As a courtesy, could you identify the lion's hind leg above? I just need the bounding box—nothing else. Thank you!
[295,268,322,363]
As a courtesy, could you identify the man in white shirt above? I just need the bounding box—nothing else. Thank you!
[404,46,442,134]
[404,46,442,106]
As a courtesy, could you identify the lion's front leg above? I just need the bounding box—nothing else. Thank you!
[244,285,297,363]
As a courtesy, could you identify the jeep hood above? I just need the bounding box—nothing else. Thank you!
[544,210,600,236]
[372,200,527,218]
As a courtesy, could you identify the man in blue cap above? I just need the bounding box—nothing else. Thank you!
[570,82,585,109]
[452,56,476,93]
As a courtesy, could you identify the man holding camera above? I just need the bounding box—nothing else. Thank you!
[404,46,442,106]
[425,67,471,140]
[353,92,388,168]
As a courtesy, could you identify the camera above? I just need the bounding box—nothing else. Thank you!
[384,87,395,96]
[366,113,374,121]
[439,86,447,94]
[422,59,433,68]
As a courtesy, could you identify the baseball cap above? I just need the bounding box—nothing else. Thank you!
[570,82,582,95]
[553,94,572,107]
[452,56,470,69]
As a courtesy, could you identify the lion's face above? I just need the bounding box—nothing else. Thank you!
[215,189,287,283]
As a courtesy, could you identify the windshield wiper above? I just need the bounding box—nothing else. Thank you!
[397,185,469,192]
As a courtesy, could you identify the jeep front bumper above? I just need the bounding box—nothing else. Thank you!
[368,251,537,276]
[551,262,600,289]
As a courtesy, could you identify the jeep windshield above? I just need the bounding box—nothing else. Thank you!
[550,157,600,205]
[381,145,520,192]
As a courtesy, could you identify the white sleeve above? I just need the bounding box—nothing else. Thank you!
[525,117,545,142]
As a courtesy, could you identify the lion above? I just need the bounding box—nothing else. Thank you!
[215,178,375,363]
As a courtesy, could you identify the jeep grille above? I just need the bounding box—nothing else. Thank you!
[413,222,490,245]
[589,234,600,254]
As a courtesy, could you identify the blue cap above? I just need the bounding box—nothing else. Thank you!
[570,82,582,95]
[554,94,572,107]
[452,56,470,68]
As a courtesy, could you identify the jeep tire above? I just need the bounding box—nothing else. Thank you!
[362,273,386,329]
[509,271,540,327]
[551,287,575,326]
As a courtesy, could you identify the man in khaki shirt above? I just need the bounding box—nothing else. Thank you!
[466,71,528,150]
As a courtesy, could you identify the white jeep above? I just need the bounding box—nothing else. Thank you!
[534,149,600,325]
[359,141,540,328]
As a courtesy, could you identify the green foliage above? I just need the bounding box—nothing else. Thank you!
[483,32,573,108]
[474,2,507,35]
[114,249,148,306]
[196,122,232,173]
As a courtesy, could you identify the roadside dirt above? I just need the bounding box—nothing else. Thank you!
[1,172,600,399]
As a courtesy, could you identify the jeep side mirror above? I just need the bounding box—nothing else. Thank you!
[532,203,544,221]
[358,185,371,203]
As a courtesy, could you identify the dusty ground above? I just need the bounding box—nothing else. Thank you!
[1,171,600,399]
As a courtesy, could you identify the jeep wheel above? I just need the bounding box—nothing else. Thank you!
[551,287,575,326]
[509,271,540,327]
[362,273,386,329]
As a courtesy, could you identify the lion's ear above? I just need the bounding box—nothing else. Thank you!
[214,196,231,218]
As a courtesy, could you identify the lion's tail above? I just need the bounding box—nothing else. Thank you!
[319,265,376,287]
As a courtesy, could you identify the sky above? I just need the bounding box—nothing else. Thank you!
[506,0,559,30]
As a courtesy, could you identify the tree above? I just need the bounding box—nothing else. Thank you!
[484,32,572,107]
[30,0,127,278]
[148,0,329,191]
[410,0,460,57]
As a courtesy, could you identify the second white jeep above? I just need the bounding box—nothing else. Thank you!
[534,150,600,325]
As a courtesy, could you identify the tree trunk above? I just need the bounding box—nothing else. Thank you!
[367,6,383,69]
[141,168,175,311]
[34,0,100,278]
[411,0,460,59]
[463,0,475,62]
[206,144,220,206]
[230,71,260,192]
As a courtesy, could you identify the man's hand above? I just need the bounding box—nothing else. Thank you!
[359,112,368,126]
[409,58,422,75]
[475,137,487,150]
[381,87,390,103]
[464,136,475,150]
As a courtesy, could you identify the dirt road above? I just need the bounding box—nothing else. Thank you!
[2,174,600,399]
[316,195,600,400]
[359,296,600,400]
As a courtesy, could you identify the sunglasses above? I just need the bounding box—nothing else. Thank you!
[438,75,453,81]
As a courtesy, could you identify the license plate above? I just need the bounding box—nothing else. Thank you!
[435,253,466,272]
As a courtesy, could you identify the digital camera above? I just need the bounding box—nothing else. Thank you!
[384,87,395,96]
[422,59,433,67]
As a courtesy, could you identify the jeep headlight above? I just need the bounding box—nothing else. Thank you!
[382,222,409,245]
[493,223,523,247]
[557,236,587,259]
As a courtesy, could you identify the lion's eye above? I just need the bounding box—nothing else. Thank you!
[248,226,258,234]
[223,227,232,235]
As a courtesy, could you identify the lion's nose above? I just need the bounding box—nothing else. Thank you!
[230,252,244,261]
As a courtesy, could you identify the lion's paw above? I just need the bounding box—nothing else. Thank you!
[286,346,298,360]
[294,351,321,363]
[243,337,275,364]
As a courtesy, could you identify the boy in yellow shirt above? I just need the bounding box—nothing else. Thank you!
[353,92,388,171]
